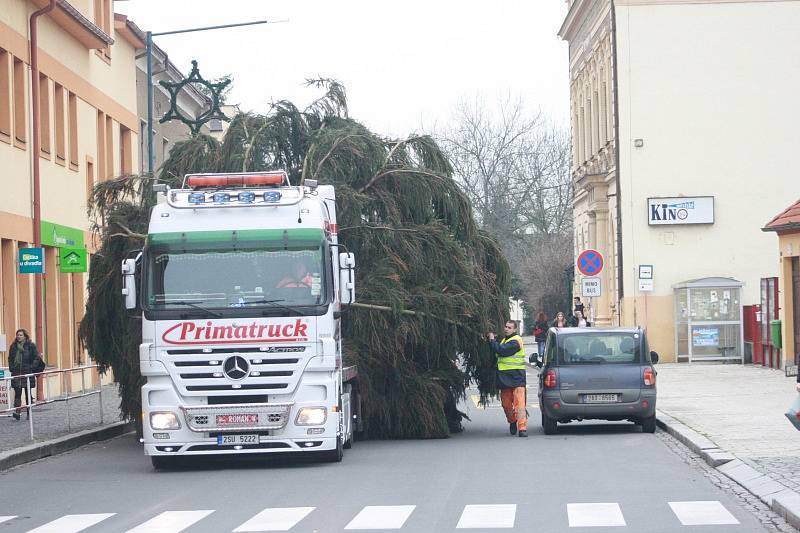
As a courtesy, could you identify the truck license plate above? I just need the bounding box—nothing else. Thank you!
[583,394,619,403]
[216,414,258,426]
[217,434,258,446]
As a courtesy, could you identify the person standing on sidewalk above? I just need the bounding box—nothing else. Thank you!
[488,320,528,437]
[552,311,568,328]
[532,312,549,362]
[8,329,44,421]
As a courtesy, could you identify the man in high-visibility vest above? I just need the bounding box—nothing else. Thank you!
[488,320,527,437]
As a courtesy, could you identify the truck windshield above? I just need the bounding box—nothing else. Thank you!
[145,244,327,314]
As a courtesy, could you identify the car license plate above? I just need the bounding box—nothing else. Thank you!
[583,394,619,403]
[215,414,258,426]
[217,434,259,446]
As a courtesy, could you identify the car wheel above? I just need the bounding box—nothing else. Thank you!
[542,411,558,435]
[640,415,656,434]
[343,436,352,449]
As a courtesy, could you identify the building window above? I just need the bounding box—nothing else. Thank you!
[94,0,112,60]
[54,83,65,164]
[0,49,10,142]
[68,92,78,170]
[96,111,106,180]
[39,74,50,157]
[86,157,95,205]
[161,137,169,163]
[120,124,132,174]
[105,115,114,179]
[593,90,600,152]
[13,57,26,146]
[600,81,607,147]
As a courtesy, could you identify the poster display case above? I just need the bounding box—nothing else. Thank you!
[674,277,743,362]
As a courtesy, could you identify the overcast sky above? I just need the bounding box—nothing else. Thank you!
[117,0,570,138]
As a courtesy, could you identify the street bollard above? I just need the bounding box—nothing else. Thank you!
[26,377,34,440]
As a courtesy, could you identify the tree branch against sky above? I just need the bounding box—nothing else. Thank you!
[434,95,574,316]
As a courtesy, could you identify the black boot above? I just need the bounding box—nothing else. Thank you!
[12,412,20,420]
[518,430,528,437]
[509,422,517,435]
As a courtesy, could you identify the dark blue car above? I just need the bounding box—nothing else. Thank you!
[538,327,659,434]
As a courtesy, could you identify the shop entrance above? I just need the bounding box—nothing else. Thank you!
[793,257,800,363]
[760,277,780,369]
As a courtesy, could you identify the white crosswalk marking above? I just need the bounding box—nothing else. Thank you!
[567,503,626,527]
[125,510,214,532]
[669,501,740,526]
[0,517,16,525]
[25,513,115,533]
[344,506,416,530]
[233,507,315,532]
[456,504,516,528]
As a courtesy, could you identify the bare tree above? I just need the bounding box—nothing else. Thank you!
[434,96,574,319]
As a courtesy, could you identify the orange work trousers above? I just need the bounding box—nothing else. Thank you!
[500,386,527,431]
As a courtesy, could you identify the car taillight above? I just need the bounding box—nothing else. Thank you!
[544,369,557,389]
[643,366,656,386]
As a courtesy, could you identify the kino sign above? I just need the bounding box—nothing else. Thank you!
[647,196,714,225]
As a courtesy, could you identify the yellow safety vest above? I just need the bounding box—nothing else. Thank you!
[496,334,526,371]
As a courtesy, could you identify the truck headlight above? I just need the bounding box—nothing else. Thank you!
[295,407,327,426]
[150,411,181,430]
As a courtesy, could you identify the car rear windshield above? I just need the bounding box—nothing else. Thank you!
[558,332,641,365]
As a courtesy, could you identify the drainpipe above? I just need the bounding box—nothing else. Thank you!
[611,0,624,324]
[30,0,57,352]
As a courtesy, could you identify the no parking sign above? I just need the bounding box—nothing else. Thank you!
[577,249,604,277]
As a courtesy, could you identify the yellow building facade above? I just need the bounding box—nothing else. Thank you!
[0,0,139,370]
[560,0,800,364]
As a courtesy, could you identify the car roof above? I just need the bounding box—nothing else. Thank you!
[550,327,643,335]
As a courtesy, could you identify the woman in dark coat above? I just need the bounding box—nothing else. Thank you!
[8,329,42,420]
[532,312,549,357]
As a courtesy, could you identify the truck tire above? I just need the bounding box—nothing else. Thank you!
[321,436,344,463]
[640,415,656,434]
[542,412,558,435]
[151,456,175,471]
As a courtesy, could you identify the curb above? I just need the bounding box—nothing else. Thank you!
[0,421,134,472]
[657,409,800,529]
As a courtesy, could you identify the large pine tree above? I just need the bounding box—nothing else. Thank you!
[80,80,511,438]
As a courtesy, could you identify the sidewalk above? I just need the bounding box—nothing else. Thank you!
[657,363,800,528]
[0,383,131,470]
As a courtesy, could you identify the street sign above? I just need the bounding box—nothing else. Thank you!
[639,278,654,292]
[577,249,604,276]
[582,277,601,297]
[639,264,653,279]
[59,247,88,273]
[19,247,45,274]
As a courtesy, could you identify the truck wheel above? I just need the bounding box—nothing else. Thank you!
[343,435,352,449]
[322,437,344,462]
[542,412,558,435]
[151,456,175,471]
[640,415,657,434]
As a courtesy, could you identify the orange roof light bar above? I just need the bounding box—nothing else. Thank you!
[185,171,289,189]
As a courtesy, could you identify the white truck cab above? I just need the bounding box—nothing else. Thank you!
[122,171,360,469]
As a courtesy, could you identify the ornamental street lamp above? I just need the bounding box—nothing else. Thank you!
[145,20,272,176]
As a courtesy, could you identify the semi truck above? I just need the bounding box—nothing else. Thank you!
[121,171,360,469]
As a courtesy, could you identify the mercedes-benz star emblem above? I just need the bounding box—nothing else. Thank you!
[223,356,249,381]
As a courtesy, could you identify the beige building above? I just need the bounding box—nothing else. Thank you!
[559,0,800,363]
[0,0,140,371]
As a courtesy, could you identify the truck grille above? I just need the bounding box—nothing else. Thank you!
[163,347,307,397]
[182,402,293,432]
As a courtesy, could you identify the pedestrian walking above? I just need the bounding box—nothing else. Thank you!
[8,329,44,420]
[551,311,568,328]
[574,309,590,327]
[488,320,528,437]
[574,297,585,315]
[533,312,549,360]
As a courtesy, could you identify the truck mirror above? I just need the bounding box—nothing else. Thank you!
[338,252,356,304]
[121,258,138,310]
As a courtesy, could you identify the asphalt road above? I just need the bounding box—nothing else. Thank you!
[0,376,778,532]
